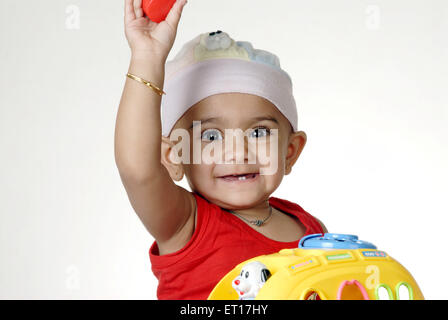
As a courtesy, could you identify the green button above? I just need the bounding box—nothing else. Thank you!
[326,253,352,261]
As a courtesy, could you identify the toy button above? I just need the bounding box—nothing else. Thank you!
[298,233,377,250]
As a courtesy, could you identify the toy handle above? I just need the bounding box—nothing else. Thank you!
[299,233,377,249]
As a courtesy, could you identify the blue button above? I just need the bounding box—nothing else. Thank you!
[299,233,377,249]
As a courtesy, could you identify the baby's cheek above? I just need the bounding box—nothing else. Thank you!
[259,171,283,193]
[189,164,215,186]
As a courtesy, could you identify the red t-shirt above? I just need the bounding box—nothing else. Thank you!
[149,192,324,300]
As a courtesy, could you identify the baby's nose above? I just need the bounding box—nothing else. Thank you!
[234,280,240,285]
[222,137,250,164]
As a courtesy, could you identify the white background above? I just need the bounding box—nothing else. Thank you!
[0,0,446,299]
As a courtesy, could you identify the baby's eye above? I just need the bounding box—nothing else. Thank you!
[248,127,271,139]
[201,128,223,142]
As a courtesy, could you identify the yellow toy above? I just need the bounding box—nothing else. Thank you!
[208,233,424,300]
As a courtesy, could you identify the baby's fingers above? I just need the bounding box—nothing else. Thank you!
[124,0,136,25]
[125,0,144,24]
[165,0,188,31]
[134,0,144,19]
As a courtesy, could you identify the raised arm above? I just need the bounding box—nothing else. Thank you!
[114,0,194,253]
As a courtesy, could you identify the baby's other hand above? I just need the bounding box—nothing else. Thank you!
[124,0,188,61]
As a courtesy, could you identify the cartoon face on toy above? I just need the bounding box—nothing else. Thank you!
[232,261,271,300]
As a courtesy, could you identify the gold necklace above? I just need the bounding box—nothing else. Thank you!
[224,205,273,227]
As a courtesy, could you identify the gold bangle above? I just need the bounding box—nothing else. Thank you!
[126,72,166,96]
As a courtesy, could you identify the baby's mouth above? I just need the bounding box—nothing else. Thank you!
[218,173,259,182]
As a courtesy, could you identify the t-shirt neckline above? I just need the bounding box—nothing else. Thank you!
[217,196,310,246]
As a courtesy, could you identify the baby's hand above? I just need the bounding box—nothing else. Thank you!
[124,0,188,61]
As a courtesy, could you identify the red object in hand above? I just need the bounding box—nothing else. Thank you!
[142,0,177,23]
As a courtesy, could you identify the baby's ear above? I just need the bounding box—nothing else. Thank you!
[285,131,307,175]
[161,136,185,181]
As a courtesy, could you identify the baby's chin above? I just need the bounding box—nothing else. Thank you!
[202,189,272,209]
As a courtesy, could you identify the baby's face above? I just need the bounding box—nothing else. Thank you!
[168,92,305,209]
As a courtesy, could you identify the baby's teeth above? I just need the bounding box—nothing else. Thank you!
[238,175,247,181]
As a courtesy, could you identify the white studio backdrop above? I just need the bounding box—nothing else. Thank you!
[0,0,446,299]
